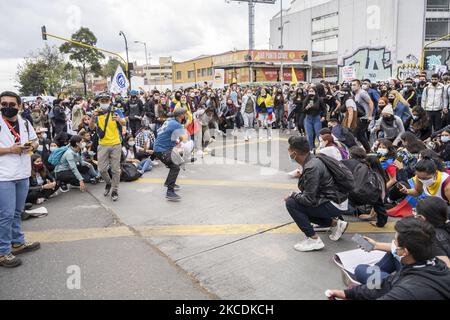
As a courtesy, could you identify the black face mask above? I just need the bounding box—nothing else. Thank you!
[1,106,19,119]
[175,95,182,101]
[388,98,395,104]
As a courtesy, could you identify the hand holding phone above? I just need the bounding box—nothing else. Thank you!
[352,234,375,252]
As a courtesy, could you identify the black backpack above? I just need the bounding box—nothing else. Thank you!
[355,100,366,118]
[317,154,355,195]
[349,163,383,205]
[341,126,357,148]
[120,163,142,182]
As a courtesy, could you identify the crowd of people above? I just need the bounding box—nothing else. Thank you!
[1,71,450,299]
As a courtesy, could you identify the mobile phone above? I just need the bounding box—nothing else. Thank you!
[22,141,32,148]
[352,234,375,252]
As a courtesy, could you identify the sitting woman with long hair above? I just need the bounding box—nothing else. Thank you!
[27,154,58,205]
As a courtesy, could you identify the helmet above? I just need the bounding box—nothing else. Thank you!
[130,90,139,97]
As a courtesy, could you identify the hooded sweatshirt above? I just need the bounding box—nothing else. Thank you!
[345,258,450,300]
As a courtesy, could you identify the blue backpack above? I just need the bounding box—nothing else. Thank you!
[48,146,69,166]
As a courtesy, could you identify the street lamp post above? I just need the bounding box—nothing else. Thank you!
[134,41,149,68]
[119,31,131,82]
[278,0,289,83]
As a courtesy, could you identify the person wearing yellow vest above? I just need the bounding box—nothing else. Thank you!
[256,88,275,140]
[89,92,126,202]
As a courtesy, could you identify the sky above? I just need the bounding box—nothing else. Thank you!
[0,0,283,92]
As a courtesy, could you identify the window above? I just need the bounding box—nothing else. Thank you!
[312,36,338,57]
[427,0,450,10]
[202,68,207,77]
[197,69,201,77]
[188,70,195,79]
[312,13,338,34]
[176,71,181,80]
[426,19,450,39]
[207,68,213,76]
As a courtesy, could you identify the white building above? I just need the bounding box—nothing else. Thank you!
[270,0,450,82]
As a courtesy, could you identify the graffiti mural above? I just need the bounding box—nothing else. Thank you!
[427,55,442,71]
[339,47,392,82]
[397,54,421,81]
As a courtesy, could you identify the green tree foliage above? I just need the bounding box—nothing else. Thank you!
[60,27,105,96]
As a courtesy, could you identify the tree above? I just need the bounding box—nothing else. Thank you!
[16,44,76,96]
[60,27,105,96]
[102,57,126,80]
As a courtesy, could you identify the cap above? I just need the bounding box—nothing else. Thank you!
[173,108,187,117]
[382,105,394,116]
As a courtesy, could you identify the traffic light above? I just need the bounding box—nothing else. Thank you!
[41,26,47,41]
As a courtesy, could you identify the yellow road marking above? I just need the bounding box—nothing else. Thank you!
[25,223,395,244]
[138,178,296,190]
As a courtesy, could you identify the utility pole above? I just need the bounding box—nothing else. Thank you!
[227,0,276,84]
[119,31,131,82]
[134,41,149,68]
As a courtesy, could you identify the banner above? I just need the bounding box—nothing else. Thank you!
[110,65,130,95]
[212,69,225,89]
[342,66,356,82]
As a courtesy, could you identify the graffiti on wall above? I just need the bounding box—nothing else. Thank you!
[397,54,421,81]
[339,47,392,82]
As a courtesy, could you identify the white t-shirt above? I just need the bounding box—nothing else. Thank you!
[0,115,37,182]
[346,99,357,111]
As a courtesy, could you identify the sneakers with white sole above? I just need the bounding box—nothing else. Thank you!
[294,237,325,252]
[329,219,349,241]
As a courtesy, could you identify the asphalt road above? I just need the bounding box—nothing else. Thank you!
[0,130,395,300]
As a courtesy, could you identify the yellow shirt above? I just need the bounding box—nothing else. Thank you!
[97,113,122,146]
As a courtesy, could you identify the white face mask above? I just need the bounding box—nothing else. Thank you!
[37,145,44,152]
[100,103,110,110]
[441,136,450,143]
[391,241,404,263]
[377,148,388,156]
[129,142,136,147]
[42,133,48,140]
[419,176,436,188]
[50,147,58,152]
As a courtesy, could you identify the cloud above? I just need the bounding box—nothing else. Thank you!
[0,0,280,91]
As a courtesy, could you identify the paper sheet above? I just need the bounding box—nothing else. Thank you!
[335,249,386,274]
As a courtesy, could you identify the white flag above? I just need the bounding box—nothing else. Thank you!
[109,65,129,95]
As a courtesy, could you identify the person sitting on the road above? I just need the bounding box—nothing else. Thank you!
[54,135,87,193]
[27,154,58,205]
[122,134,153,176]
[371,105,405,146]
[316,128,348,161]
[285,136,349,252]
[327,216,450,300]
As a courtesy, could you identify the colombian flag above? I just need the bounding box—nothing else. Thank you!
[387,178,427,218]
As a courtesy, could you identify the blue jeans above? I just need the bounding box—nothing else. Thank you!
[354,253,402,284]
[304,115,322,150]
[286,198,346,238]
[0,179,29,255]
[138,159,153,173]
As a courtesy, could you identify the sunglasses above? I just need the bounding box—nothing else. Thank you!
[1,102,18,108]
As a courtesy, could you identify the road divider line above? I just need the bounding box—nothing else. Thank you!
[25,222,395,243]
[137,178,296,190]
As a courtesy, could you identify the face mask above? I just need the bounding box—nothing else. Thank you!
[34,163,44,170]
[377,148,388,156]
[129,142,136,147]
[42,133,48,140]
[442,136,450,143]
[388,98,395,104]
[412,115,419,121]
[81,142,87,149]
[37,145,44,153]
[1,106,19,118]
[100,104,110,111]
[50,147,58,152]
[419,177,436,188]
[190,93,195,98]
[391,241,404,263]
[289,152,297,164]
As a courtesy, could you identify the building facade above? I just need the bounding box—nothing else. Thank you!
[172,49,309,89]
[270,0,450,82]
[133,57,173,89]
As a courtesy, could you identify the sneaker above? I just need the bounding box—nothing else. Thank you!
[152,161,160,166]
[59,183,70,193]
[329,219,349,241]
[312,224,332,233]
[111,191,119,202]
[11,242,41,255]
[0,254,22,268]
[164,184,181,191]
[89,178,98,185]
[341,269,362,287]
[36,198,46,205]
[25,203,33,210]
[104,184,112,197]
[294,237,325,252]
[166,190,182,202]
[21,211,31,221]
[137,169,145,176]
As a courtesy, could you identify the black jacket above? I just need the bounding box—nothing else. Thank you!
[293,154,348,207]
[345,258,450,300]
[124,99,144,120]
